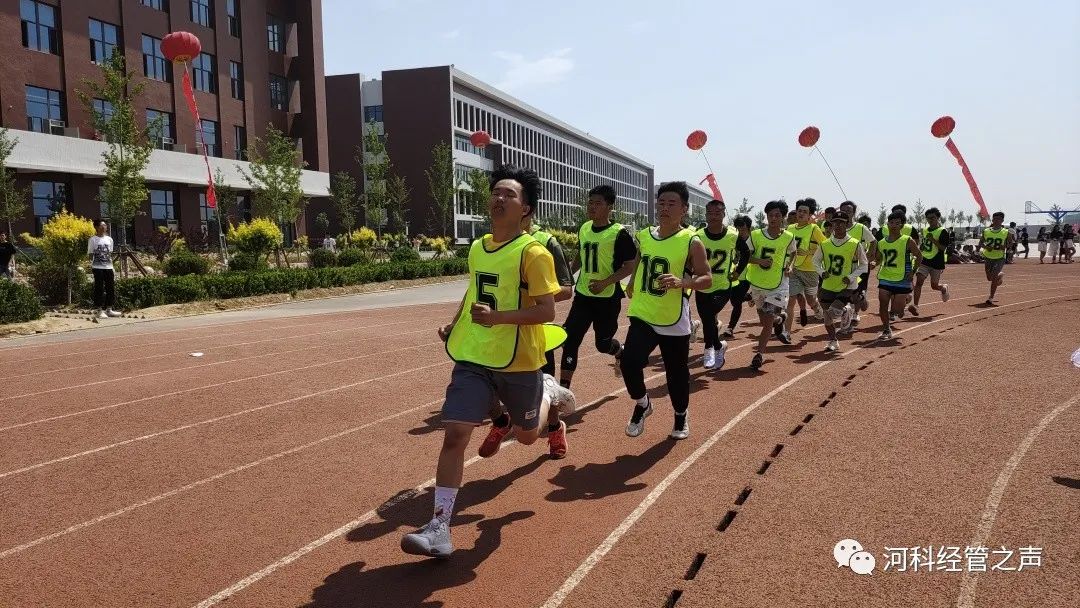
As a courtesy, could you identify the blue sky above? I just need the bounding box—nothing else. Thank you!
[322,0,1079,224]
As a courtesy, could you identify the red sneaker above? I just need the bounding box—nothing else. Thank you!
[478,422,512,458]
[547,421,568,459]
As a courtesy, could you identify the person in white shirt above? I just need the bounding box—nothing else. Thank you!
[322,235,337,252]
[88,222,121,318]
[812,211,868,352]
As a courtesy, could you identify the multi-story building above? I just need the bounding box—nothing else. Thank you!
[327,65,654,243]
[2,0,330,244]
[684,181,712,221]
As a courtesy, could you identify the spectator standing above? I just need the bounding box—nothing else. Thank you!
[0,232,16,279]
[88,221,121,318]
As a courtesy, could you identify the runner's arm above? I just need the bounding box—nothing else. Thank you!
[850,243,868,282]
[682,238,712,291]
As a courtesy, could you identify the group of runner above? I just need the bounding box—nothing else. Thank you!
[401,165,1017,558]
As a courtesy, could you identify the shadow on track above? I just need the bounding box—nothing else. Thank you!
[544,439,677,502]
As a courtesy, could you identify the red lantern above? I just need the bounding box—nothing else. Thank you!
[931,115,955,139]
[686,130,707,151]
[470,130,491,148]
[161,31,202,63]
[798,126,820,148]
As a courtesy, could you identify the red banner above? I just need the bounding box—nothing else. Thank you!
[944,137,988,219]
[699,174,723,202]
[182,69,217,208]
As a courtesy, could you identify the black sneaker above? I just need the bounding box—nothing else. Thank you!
[773,312,786,339]
[799,309,808,327]
[751,353,763,370]
[670,412,689,440]
[778,330,792,345]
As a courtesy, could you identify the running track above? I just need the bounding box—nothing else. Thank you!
[1,261,1076,608]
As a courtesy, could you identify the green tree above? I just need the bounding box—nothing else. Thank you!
[212,167,239,227]
[912,199,927,229]
[358,122,389,234]
[753,211,766,229]
[569,186,589,229]
[78,52,155,275]
[877,203,888,228]
[465,168,490,216]
[385,173,411,234]
[0,128,29,237]
[425,140,454,237]
[329,171,358,244]
[241,125,307,238]
[314,212,330,237]
[734,197,753,218]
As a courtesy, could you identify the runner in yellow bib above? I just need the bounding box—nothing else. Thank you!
[812,211,868,353]
[622,181,712,440]
[838,200,877,327]
[786,198,827,333]
[403,165,561,559]
[694,199,751,370]
[978,211,1013,305]
[910,207,952,315]
[746,200,797,370]
[875,211,923,340]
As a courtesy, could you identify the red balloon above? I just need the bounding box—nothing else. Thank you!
[798,126,820,148]
[686,130,707,151]
[470,130,491,148]
[161,31,202,63]
[931,115,956,138]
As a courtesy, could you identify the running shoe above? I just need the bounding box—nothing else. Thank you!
[401,518,452,558]
[547,420,568,459]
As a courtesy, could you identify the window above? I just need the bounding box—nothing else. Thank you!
[269,74,287,111]
[199,192,216,226]
[226,0,241,37]
[190,0,212,27]
[25,86,64,133]
[142,35,171,82]
[363,105,383,123]
[149,190,177,230]
[199,119,219,156]
[234,125,247,160]
[21,1,59,54]
[32,181,68,235]
[92,99,115,124]
[267,14,284,52]
[141,0,167,9]
[191,52,216,93]
[89,19,119,64]
[239,195,252,222]
[229,61,244,99]
[146,109,175,145]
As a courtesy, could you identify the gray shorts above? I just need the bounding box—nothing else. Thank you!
[916,264,943,282]
[984,259,1005,277]
[751,281,789,316]
[442,363,543,430]
[789,269,820,298]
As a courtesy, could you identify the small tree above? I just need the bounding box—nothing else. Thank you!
[877,203,888,228]
[385,173,411,234]
[0,129,29,237]
[425,140,454,237]
[78,52,155,276]
[734,197,754,218]
[329,171,358,244]
[465,168,490,215]
[912,199,927,229]
[314,212,330,238]
[21,209,95,304]
[241,125,307,239]
[212,167,239,227]
[569,186,590,229]
[358,122,389,233]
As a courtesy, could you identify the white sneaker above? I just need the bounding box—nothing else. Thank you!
[543,374,577,415]
[714,341,728,370]
[941,284,950,302]
[839,305,853,333]
[703,347,716,369]
[106,309,122,318]
[877,328,893,341]
[813,304,824,319]
[825,340,839,353]
[401,518,453,558]
[670,412,689,440]
[625,400,653,437]
[690,319,702,343]
[98,310,108,319]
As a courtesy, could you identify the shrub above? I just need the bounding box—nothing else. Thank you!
[309,247,337,269]
[27,259,90,307]
[336,247,368,267]
[228,218,284,257]
[0,280,44,324]
[148,227,184,261]
[350,227,377,250]
[20,209,96,305]
[549,229,579,254]
[227,252,268,272]
[163,247,211,277]
[390,246,421,263]
[454,245,470,259]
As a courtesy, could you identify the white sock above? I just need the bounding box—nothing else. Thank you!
[636,395,649,408]
[433,486,458,524]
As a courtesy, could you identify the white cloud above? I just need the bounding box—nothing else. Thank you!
[442,29,460,39]
[493,48,574,92]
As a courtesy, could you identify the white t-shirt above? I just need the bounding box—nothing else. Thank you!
[87,235,115,270]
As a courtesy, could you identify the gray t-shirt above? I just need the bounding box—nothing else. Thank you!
[87,235,115,270]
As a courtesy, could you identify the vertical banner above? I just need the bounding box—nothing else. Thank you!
[944,137,988,220]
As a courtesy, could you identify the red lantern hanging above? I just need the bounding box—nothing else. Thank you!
[798,126,820,148]
[160,31,202,63]
[470,130,491,148]
[931,115,955,139]
[686,130,707,151]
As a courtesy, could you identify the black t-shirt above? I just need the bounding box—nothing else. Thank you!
[923,228,951,270]
[544,237,574,287]
[0,241,16,269]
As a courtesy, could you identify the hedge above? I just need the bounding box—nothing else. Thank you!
[114,257,468,310]
[0,280,45,324]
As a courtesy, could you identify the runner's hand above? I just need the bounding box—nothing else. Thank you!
[657,273,683,290]
[470,303,497,326]
[588,279,607,294]
[438,324,453,342]
[757,258,773,269]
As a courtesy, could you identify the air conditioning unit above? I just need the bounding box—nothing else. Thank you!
[161,136,175,145]
[48,119,66,135]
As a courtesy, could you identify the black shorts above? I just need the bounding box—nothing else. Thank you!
[819,288,854,307]
[879,283,912,295]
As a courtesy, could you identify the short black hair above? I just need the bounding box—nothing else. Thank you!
[706,199,725,209]
[588,184,617,205]
[795,198,818,214]
[656,181,689,204]
[839,200,857,212]
[490,164,542,216]
[857,214,872,226]
[823,206,836,216]
[891,204,907,214]
[764,200,789,216]
[732,215,752,228]
[925,207,941,218]
[1009,221,1016,227]
[992,211,1005,219]
[887,211,906,223]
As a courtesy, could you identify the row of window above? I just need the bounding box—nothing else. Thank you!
[31,179,249,236]
[25,84,249,159]
[22,1,286,57]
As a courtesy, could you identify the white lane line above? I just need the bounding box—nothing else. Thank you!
[190,293,1074,608]
[539,293,1075,608]
[955,394,1078,608]
[0,339,443,433]
[0,361,449,480]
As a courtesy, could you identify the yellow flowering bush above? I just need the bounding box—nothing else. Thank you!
[350,227,377,250]
[21,209,96,270]
[227,218,283,257]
